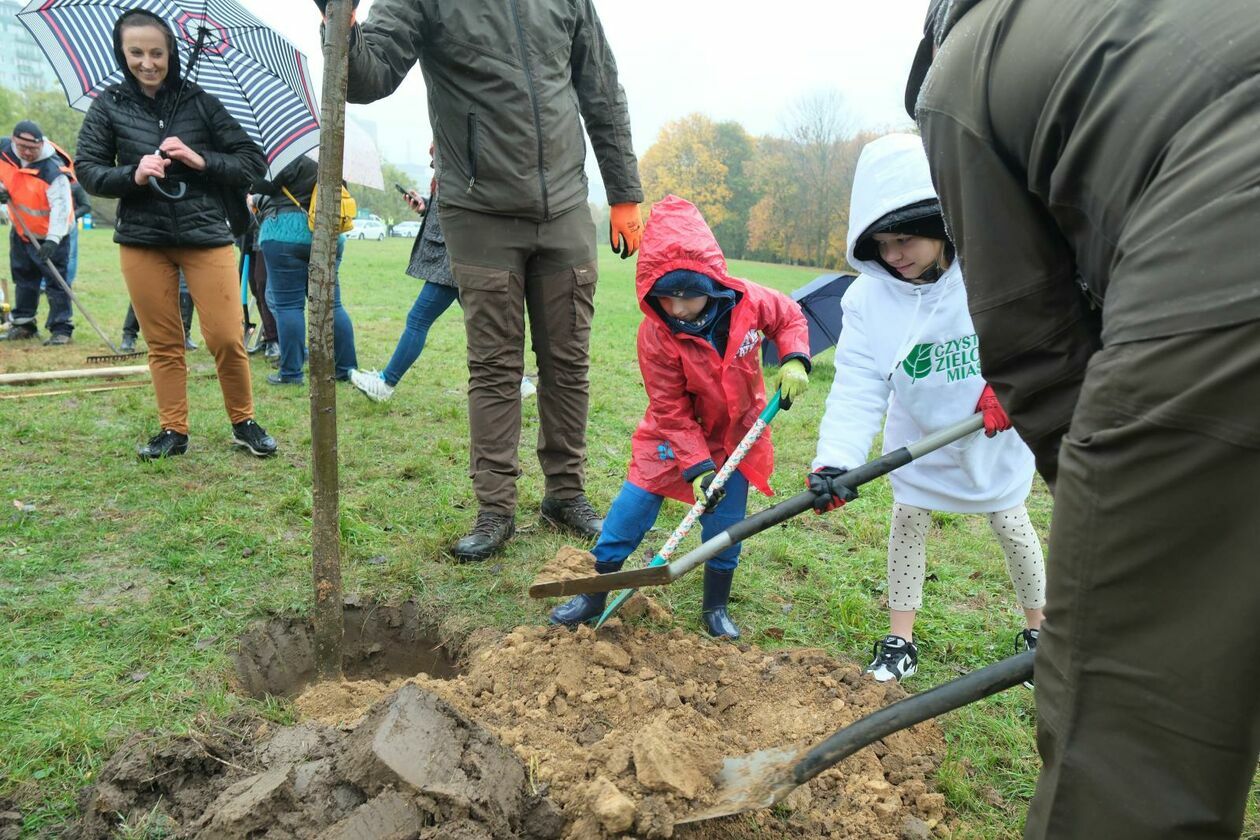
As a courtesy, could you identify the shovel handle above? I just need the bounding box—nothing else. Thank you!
[791,651,1033,785]
[664,413,987,580]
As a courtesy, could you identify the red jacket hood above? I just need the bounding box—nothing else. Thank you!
[635,195,746,318]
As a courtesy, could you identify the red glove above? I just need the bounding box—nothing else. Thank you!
[975,384,1011,437]
[609,203,643,259]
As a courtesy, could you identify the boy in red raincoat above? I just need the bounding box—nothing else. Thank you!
[551,195,812,638]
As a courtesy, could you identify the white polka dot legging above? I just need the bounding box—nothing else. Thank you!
[886,502,1046,612]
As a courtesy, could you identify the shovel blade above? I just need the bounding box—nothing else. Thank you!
[528,563,674,598]
[676,746,804,824]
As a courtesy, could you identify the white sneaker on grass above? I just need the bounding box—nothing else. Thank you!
[349,368,395,402]
[520,376,537,398]
[865,634,919,682]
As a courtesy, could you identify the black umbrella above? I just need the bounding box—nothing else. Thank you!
[762,272,857,365]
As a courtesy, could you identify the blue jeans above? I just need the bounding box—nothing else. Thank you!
[262,239,357,382]
[593,474,750,573]
[66,226,79,285]
[382,281,459,386]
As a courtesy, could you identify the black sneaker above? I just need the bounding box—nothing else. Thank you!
[2,324,37,341]
[43,333,72,346]
[1017,628,1039,688]
[865,634,919,683]
[231,419,277,458]
[451,511,516,562]
[137,429,189,460]
[119,334,137,353]
[540,494,603,539]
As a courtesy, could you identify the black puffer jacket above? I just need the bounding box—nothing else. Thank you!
[75,10,265,248]
[253,154,317,219]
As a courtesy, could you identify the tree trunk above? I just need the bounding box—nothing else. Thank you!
[310,0,354,680]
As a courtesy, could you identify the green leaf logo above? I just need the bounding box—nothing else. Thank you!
[901,343,934,381]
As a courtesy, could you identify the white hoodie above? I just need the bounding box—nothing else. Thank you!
[812,134,1034,513]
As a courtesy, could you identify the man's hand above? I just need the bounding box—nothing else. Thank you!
[975,383,1012,437]
[134,154,169,186]
[36,238,59,262]
[691,470,726,513]
[609,202,643,259]
[405,190,426,214]
[807,466,858,514]
[159,137,206,172]
[775,358,809,409]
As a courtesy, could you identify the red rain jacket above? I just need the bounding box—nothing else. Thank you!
[628,195,811,504]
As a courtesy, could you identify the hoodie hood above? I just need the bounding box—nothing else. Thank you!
[847,134,945,284]
[112,9,183,97]
[635,195,746,319]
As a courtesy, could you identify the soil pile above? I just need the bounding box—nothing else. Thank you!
[299,622,950,839]
[74,693,564,840]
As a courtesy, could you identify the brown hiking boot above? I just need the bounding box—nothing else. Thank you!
[451,511,516,562]
[540,494,603,539]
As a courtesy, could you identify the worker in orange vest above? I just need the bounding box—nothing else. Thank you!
[0,120,75,345]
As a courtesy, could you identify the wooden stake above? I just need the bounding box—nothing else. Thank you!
[0,365,150,385]
[310,0,354,680]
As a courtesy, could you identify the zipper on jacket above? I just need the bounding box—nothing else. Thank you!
[465,112,479,193]
[507,0,550,219]
[1076,275,1101,310]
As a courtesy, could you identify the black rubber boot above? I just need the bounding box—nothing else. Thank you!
[701,565,740,639]
[549,561,620,626]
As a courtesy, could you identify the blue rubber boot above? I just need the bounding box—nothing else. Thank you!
[549,561,620,627]
[701,566,740,639]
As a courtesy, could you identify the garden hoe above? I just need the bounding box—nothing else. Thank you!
[531,414,989,609]
[9,211,144,364]
[679,651,1034,824]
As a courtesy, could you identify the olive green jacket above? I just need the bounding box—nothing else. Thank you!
[918,0,1260,483]
[345,0,642,222]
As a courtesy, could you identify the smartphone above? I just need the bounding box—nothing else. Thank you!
[394,183,409,196]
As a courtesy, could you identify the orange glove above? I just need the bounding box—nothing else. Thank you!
[975,383,1012,437]
[609,203,643,260]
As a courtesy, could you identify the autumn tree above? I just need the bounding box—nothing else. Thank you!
[639,113,732,228]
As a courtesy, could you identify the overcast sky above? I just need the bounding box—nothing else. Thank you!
[243,0,929,192]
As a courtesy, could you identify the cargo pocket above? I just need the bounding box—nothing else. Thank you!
[569,260,598,339]
[453,262,519,364]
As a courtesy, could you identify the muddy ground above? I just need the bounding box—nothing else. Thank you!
[75,551,950,839]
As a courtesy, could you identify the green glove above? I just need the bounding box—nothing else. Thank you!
[691,471,725,513]
[776,358,809,409]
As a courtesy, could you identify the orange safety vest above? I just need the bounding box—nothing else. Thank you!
[0,139,75,242]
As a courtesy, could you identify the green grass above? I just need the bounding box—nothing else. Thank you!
[1,231,1256,837]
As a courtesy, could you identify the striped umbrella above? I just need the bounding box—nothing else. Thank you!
[18,0,321,179]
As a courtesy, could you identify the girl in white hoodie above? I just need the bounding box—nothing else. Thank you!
[810,134,1045,682]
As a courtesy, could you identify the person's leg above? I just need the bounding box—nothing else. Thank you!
[119,246,186,432]
[330,241,357,380]
[175,245,254,426]
[38,237,74,339]
[65,225,78,285]
[524,206,598,504]
[248,246,278,343]
[986,504,1046,633]
[551,481,664,626]
[121,304,140,341]
[381,281,459,387]
[178,272,195,347]
[261,239,310,382]
[7,231,43,337]
[1026,323,1260,840]
[865,502,931,682]
[698,471,750,638]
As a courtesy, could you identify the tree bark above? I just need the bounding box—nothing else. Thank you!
[309,0,354,680]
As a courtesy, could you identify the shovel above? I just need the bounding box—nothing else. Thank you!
[531,413,987,600]
[583,390,784,627]
[678,650,1034,824]
[9,211,144,364]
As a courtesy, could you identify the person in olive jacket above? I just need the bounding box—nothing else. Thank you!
[317,0,645,562]
[75,9,278,461]
[907,0,1260,837]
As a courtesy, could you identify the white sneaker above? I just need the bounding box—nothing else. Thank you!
[520,376,537,398]
[349,368,394,402]
[865,634,919,682]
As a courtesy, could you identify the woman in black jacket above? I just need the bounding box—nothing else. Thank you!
[75,9,277,460]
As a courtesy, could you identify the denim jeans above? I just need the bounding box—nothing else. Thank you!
[10,228,72,335]
[66,226,79,285]
[592,474,750,572]
[382,281,459,386]
[262,238,356,382]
